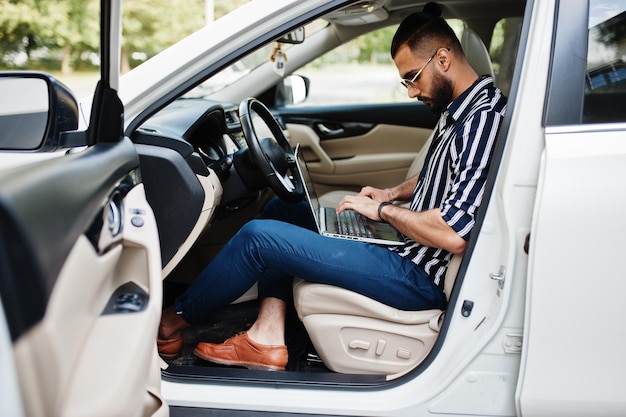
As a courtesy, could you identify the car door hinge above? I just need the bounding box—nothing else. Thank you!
[503,332,523,354]
[489,265,506,289]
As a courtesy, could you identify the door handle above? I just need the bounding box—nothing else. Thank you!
[316,123,344,136]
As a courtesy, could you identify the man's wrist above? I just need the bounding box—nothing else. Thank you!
[378,201,393,222]
[385,188,395,201]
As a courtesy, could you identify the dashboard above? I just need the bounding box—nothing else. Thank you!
[135,98,246,174]
[130,97,288,269]
[129,98,249,268]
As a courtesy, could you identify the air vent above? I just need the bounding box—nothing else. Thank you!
[224,110,240,126]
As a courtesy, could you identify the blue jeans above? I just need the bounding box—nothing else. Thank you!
[175,198,446,324]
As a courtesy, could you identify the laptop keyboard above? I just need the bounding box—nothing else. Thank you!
[337,210,374,238]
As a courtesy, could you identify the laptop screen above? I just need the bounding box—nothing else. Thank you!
[294,145,321,229]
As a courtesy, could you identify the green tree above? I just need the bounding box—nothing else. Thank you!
[0,0,252,72]
[0,0,60,67]
[62,0,99,72]
[353,25,396,64]
[0,0,98,73]
[120,0,252,72]
[121,0,205,72]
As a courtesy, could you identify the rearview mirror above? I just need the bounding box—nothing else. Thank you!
[277,27,305,44]
[0,72,79,151]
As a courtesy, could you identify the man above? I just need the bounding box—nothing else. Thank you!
[157,7,507,371]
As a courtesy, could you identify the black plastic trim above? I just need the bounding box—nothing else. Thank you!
[544,0,589,126]
[133,130,194,158]
[170,406,344,417]
[162,365,386,388]
[87,0,124,146]
[135,144,205,267]
[279,102,438,133]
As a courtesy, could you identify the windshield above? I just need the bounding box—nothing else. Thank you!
[185,19,328,98]
[0,0,253,99]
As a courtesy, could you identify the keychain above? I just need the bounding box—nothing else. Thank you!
[270,43,287,76]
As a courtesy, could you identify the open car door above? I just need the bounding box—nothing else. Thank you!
[0,1,166,416]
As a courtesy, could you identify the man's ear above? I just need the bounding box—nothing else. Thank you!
[437,47,451,71]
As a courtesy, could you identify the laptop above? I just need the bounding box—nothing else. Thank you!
[294,145,405,245]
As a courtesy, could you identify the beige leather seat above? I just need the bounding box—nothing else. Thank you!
[292,29,491,376]
[460,25,495,80]
[293,254,461,375]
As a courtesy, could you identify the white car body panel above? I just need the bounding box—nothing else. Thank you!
[519,124,626,417]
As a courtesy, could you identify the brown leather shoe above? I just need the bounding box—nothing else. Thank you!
[193,332,288,371]
[157,334,184,359]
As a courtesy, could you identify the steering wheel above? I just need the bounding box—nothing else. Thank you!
[239,97,304,203]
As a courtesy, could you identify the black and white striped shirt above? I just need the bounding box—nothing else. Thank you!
[391,76,507,288]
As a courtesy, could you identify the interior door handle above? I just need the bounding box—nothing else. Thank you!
[316,123,344,136]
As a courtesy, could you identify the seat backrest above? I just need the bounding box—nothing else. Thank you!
[444,253,462,301]
[461,27,495,79]
[404,129,435,179]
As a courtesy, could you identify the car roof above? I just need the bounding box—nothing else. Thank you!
[326,0,526,24]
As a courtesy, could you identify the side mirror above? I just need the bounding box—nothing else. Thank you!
[276,75,310,106]
[277,27,305,44]
[0,72,79,151]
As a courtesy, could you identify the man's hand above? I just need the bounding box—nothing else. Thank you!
[355,186,393,203]
[336,194,380,221]
[337,190,467,254]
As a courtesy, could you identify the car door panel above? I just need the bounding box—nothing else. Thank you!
[0,139,166,416]
[281,102,437,194]
[289,122,430,193]
[520,128,626,416]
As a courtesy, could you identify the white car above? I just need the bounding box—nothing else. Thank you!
[1,0,625,416]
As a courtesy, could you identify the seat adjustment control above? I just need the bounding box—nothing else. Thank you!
[349,339,371,350]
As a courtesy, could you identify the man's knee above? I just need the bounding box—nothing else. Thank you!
[237,219,282,245]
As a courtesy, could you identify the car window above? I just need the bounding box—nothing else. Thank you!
[583,0,626,123]
[293,24,405,106]
[489,17,523,97]
[186,20,329,98]
[288,19,497,106]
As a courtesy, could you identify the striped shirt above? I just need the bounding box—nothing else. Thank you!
[391,76,507,288]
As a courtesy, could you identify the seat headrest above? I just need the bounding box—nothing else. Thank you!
[461,27,495,79]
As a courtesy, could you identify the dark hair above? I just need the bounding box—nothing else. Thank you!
[390,2,462,59]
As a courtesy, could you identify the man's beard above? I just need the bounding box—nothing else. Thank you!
[418,71,453,114]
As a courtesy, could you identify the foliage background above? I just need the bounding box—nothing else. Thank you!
[0,1,514,99]
[0,0,250,73]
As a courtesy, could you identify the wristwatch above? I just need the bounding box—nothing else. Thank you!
[378,201,393,222]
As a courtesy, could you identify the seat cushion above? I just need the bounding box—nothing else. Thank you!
[292,255,462,374]
[294,254,461,323]
[293,279,443,326]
